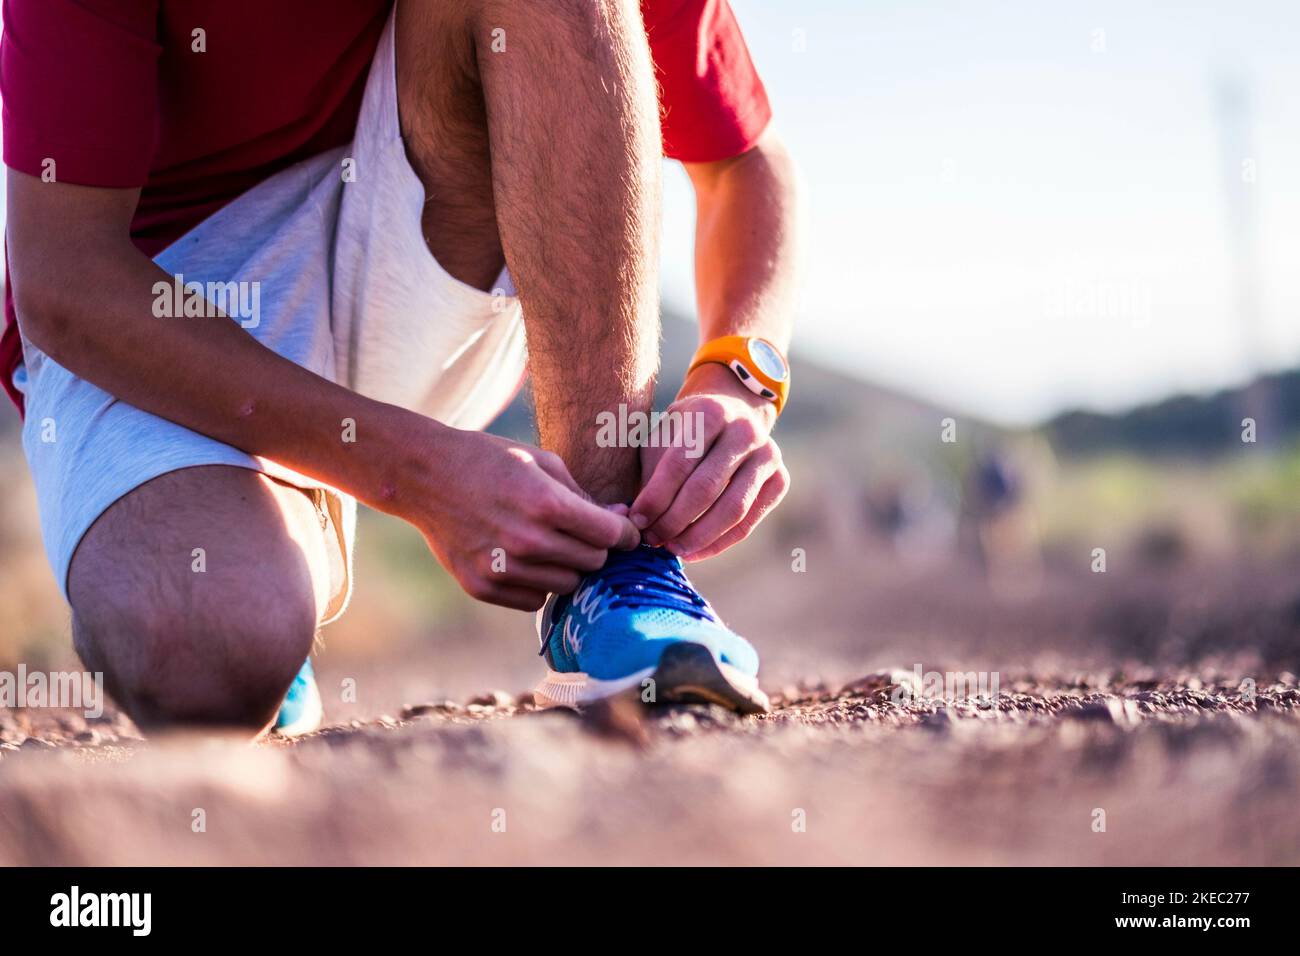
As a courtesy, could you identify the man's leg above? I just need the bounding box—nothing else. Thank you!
[394,1,769,712]
[396,0,663,502]
[68,466,330,732]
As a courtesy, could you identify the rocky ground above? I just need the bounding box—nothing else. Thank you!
[4,539,1300,866]
[1,668,1297,865]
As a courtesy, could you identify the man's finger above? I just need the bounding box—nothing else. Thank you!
[629,444,698,532]
[680,467,789,562]
[630,408,723,529]
[534,450,591,500]
[549,484,641,550]
[501,561,583,595]
[526,531,610,572]
[667,452,775,556]
[480,582,551,612]
[648,431,761,544]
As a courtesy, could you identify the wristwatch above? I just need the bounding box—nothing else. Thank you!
[687,335,790,415]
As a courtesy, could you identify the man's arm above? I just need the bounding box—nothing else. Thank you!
[631,128,802,559]
[8,177,397,498]
[689,127,799,356]
[6,172,635,610]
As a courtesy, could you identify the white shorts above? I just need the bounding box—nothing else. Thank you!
[15,9,527,623]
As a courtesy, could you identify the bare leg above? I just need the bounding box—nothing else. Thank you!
[396,0,663,503]
[69,466,330,733]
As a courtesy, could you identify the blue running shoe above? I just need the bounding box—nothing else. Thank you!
[274,658,323,736]
[534,545,769,713]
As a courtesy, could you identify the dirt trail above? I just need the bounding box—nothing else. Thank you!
[2,671,1296,865]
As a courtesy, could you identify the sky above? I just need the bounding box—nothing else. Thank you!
[2,2,1298,425]
[663,0,1300,423]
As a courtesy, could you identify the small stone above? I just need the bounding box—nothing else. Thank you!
[400,700,461,718]
[921,708,955,730]
[839,669,918,699]
[1063,698,1138,726]
[74,730,100,745]
[468,689,515,709]
[669,711,699,732]
[579,697,649,747]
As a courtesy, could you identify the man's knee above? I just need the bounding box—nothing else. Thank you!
[72,581,317,732]
[67,467,327,733]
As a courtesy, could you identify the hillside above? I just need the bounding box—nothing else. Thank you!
[1047,373,1296,457]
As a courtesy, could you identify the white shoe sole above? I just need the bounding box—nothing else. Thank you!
[534,642,770,714]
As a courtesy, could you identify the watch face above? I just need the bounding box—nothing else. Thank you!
[748,338,788,382]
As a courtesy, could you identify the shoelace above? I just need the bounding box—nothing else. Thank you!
[540,546,716,656]
[596,546,716,620]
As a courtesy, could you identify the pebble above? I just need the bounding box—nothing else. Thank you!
[1063,698,1138,726]
[919,708,956,730]
[839,669,917,698]
[400,701,461,718]
[468,690,515,709]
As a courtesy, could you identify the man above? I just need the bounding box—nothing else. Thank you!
[1,0,799,734]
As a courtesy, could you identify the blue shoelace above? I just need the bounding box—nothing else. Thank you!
[596,546,715,619]
[539,547,716,658]
[543,546,716,654]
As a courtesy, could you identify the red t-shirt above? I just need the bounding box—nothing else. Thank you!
[0,0,770,414]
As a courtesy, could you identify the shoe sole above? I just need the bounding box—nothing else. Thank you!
[534,642,770,715]
[653,643,770,714]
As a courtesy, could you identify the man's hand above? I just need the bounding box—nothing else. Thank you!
[630,362,789,561]
[397,425,640,611]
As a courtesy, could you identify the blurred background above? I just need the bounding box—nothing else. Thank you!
[2,0,1299,710]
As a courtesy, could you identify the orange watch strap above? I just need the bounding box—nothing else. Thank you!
[687,335,789,415]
